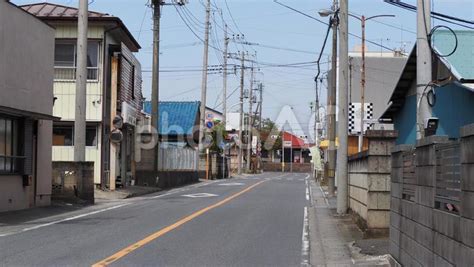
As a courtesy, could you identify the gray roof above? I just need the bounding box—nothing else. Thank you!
[21,2,112,18]
[20,2,141,51]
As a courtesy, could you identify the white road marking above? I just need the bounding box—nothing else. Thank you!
[182,193,218,198]
[0,203,130,237]
[319,184,330,207]
[218,182,245,186]
[301,206,310,266]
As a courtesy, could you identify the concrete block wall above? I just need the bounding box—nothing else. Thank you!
[348,130,397,233]
[389,129,474,266]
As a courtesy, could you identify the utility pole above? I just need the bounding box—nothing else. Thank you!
[355,14,394,152]
[417,0,432,139]
[222,24,229,129]
[151,0,161,171]
[246,65,254,172]
[198,0,211,152]
[238,51,245,175]
[336,0,349,215]
[327,0,338,197]
[358,16,366,153]
[74,0,88,162]
[258,83,263,172]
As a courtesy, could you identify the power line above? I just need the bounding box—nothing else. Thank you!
[273,0,406,55]
[224,0,242,34]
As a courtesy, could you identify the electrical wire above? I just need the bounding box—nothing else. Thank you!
[273,0,405,55]
[314,15,333,83]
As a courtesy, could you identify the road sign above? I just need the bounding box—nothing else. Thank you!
[283,140,292,148]
[206,121,214,129]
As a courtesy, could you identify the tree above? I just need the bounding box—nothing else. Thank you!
[260,118,281,152]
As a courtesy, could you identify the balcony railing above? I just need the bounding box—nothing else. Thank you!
[54,66,99,81]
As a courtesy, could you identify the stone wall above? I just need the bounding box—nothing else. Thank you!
[262,162,312,173]
[348,130,397,234]
[389,127,474,266]
[52,162,95,203]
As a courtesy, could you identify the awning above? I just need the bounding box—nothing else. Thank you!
[0,106,60,121]
[319,138,339,149]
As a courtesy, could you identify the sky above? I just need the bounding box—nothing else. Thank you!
[12,0,474,138]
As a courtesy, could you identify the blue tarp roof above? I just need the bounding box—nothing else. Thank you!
[434,30,474,79]
[143,101,200,135]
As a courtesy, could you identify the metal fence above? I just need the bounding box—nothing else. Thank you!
[402,149,416,201]
[435,142,461,214]
[158,148,198,171]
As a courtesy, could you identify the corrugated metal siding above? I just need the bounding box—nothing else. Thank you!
[119,43,142,119]
[143,101,200,135]
[158,148,198,171]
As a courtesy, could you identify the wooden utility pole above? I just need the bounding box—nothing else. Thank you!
[358,16,366,153]
[198,0,211,153]
[74,0,88,162]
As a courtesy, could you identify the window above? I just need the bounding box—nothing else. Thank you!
[53,124,98,147]
[0,117,21,174]
[54,41,100,81]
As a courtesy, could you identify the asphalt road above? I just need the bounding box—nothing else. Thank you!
[0,172,310,267]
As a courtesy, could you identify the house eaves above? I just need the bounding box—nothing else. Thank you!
[20,2,141,52]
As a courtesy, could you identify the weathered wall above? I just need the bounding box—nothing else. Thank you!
[52,162,95,203]
[348,130,397,233]
[389,130,474,266]
[0,1,54,116]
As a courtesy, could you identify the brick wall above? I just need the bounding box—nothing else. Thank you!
[389,127,474,266]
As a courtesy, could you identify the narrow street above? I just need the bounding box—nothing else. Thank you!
[0,173,311,266]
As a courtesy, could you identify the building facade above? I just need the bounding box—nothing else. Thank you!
[0,1,55,212]
[22,3,143,189]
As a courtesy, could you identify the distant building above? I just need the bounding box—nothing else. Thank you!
[0,1,55,212]
[144,101,201,147]
[326,50,407,155]
[381,31,474,144]
[22,3,143,189]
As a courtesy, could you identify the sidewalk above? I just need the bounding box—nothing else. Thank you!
[95,185,162,201]
[308,179,390,266]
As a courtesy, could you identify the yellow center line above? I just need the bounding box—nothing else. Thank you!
[92,180,266,267]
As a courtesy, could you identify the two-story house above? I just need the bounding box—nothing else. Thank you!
[0,1,55,212]
[22,3,143,190]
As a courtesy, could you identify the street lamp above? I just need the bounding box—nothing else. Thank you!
[318,9,335,17]
[349,14,395,152]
